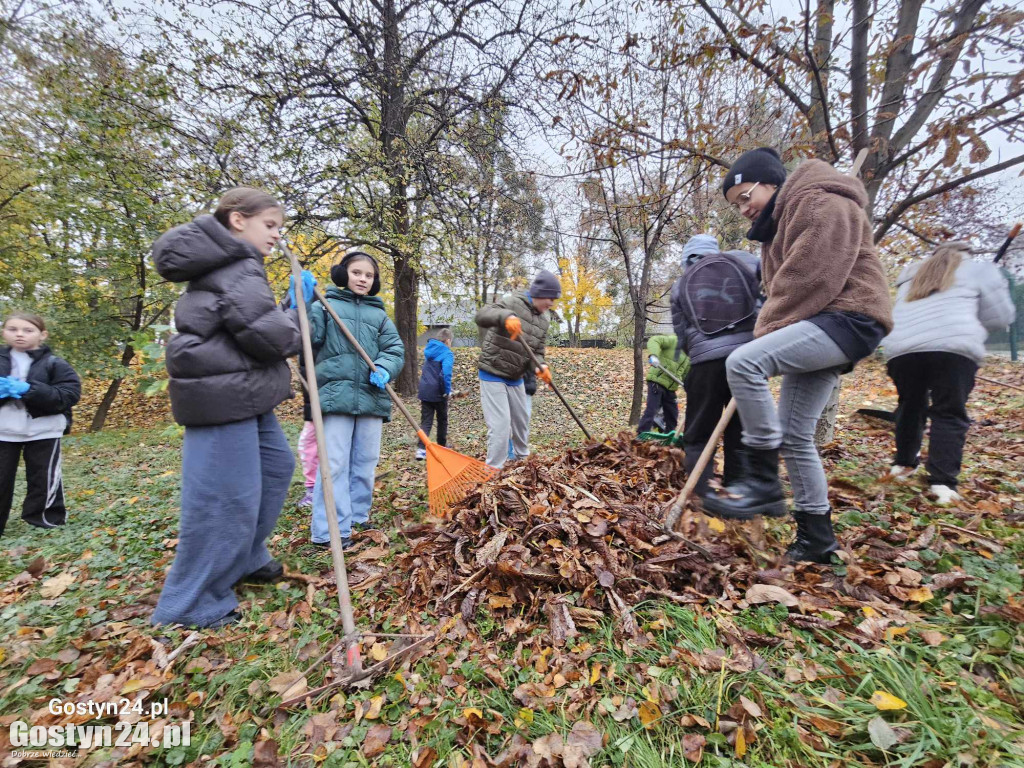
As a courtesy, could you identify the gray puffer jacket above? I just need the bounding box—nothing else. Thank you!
[883,259,1015,364]
[476,292,549,380]
[153,214,301,426]
[670,250,761,365]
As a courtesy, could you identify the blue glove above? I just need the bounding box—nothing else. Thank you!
[369,368,390,390]
[0,378,11,398]
[287,270,317,309]
[3,378,29,398]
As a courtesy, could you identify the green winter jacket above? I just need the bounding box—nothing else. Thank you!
[646,335,689,391]
[309,287,405,421]
[476,292,550,380]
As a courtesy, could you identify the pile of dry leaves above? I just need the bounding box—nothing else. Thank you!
[394,431,1011,648]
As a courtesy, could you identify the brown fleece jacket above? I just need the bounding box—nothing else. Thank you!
[756,159,893,337]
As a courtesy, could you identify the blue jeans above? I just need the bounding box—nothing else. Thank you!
[152,412,294,627]
[725,322,849,514]
[311,414,383,542]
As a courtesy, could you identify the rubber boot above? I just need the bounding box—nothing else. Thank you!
[700,447,787,520]
[785,510,840,564]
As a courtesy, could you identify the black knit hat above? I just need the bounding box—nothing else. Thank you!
[722,147,787,198]
[331,251,381,296]
[529,269,562,299]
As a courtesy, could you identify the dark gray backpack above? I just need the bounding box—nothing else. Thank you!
[679,253,759,335]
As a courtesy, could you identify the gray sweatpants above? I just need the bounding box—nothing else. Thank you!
[480,378,531,469]
[152,412,294,627]
[725,321,850,515]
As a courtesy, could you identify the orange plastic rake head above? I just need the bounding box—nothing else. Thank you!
[420,431,497,516]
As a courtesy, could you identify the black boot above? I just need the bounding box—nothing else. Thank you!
[700,447,787,520]
[785,510,840,564]
[235,560,284,586]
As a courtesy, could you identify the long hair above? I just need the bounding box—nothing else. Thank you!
[905,241,969,302]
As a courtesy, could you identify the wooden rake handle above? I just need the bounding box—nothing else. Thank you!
[664,398,736,534]
[282,243,362,674]
[519,337,593,440]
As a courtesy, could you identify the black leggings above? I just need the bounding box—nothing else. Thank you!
[0,438,66,536]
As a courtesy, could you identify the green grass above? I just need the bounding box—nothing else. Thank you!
[1,352,1022,767]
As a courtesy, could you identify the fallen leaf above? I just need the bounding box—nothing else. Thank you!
[867,716,899,750]
[638,700,661,729]
[365,694,385,719]
[870,690,908,710]
[906,586,934,603]
[745,584,800,607]
[563,720,603,768]
[682,733,705,762]
[253,738,281,767]
[919,630,945,647]
[362,724,392,758]
[40,571,75,598]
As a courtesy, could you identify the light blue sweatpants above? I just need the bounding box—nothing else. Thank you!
[152,412,294,627]
[310,414,383,543]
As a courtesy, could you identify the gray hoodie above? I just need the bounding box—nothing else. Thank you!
[883,259,1015,364]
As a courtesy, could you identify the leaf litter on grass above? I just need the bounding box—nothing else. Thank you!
[2,352,1022,767]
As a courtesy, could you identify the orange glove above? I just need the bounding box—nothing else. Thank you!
[536,365,552,385]
[505,316,522,340]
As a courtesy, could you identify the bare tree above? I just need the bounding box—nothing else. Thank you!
[688,0,1024,243]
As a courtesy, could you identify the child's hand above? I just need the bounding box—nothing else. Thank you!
[536,365,552,385]
[287,270,318,308]
[505,316,522,341]
[369,368,390,390]
[649,355,659,366]
[1,377,29,398]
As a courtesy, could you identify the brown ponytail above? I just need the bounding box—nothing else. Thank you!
[213,187,281,228]
[905,241,969,302]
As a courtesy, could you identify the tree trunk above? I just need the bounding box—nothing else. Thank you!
[89,343,135,432]
[813,381,841,447]
[628,306,646,425]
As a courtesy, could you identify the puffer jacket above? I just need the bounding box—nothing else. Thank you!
[153,215,301,427]
[476,292,549,380]
[309,287,405,421]
[645,335,689,391]
[0,345,81,435]
[670,250,761,365]
[418,338,454,402]
[758,160,892,337]
[883,259,1015,364]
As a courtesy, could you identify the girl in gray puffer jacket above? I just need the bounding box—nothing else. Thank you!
[150,187,305,629]
[883,241,1015,504]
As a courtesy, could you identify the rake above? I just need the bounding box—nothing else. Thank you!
[272,242,434,705]
[308,286,495,516]
[519,337,593,440]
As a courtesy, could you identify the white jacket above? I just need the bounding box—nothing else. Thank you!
[883,259,1015,363]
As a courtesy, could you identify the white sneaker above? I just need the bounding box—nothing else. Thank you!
[889,465,916,483]
[415,447,426,460]
[930,484,961,505]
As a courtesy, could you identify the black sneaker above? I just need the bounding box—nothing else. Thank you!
[353,522,378,533]
[235,560,284,586]
[312,537,353,550]
[205,610,242,628]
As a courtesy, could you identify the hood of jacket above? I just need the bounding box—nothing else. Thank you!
[774,159,867,220]
[323,285,386,310]
[424,338,451,361]
[153,214,260,283]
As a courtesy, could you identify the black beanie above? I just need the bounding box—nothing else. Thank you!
[721,147,787,198]
[529,270,562,299]
[331,251,381,296]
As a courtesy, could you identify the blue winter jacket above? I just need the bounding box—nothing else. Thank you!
[418,338,454,402]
